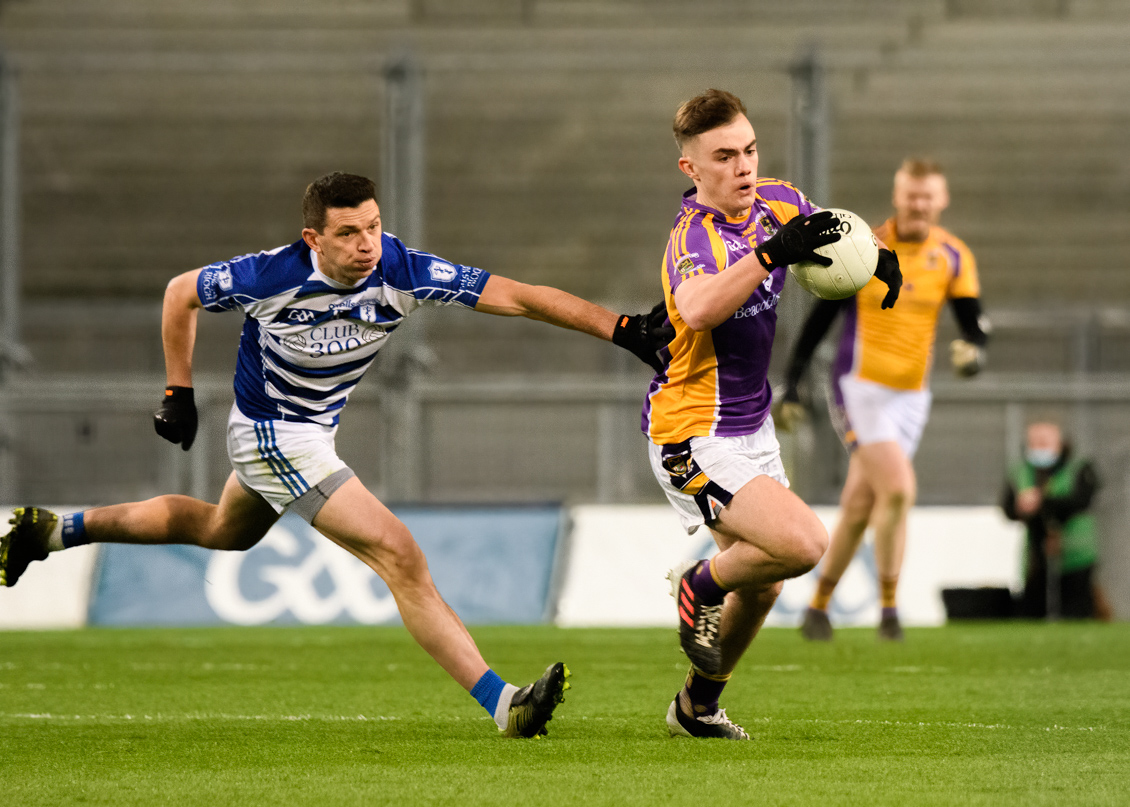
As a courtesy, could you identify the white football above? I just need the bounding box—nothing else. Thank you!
[789,208,879,300]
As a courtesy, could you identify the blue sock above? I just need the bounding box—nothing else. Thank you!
[470,669,508,716]
[61,512,90,549]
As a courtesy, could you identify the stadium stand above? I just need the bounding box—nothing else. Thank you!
[0,0,1124,361]
[0,0,1127,536]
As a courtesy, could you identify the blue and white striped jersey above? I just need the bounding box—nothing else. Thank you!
[198,233,490,425]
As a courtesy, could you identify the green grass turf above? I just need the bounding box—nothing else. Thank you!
[1,623,1128,806]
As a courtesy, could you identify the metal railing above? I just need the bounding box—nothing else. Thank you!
[2,368,1129,502]
[2,367,1128,618]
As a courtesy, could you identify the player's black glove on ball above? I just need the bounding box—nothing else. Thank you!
[612,301,675,372]
[755,210,842,270]
[873,248,902,310]
[154,386,197,451]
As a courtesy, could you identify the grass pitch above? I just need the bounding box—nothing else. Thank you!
[1,623,1128,806]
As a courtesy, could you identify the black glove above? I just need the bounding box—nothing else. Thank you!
[612,301,675,372]
[756,210,842,270]
[154,386,198,451]
[873,248,902,310]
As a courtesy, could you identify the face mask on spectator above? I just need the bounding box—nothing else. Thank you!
[1026,448,1059,469]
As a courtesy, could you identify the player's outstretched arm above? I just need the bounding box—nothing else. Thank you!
[474,275,672,370]
[154,269,204,451]
[474,275,617,337]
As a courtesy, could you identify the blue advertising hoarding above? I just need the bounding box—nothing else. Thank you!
[88,506,563,627]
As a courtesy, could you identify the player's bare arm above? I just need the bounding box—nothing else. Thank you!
[153,268,205,450]
[476,275,673,371]
[161,268,204,387]
[673,252,770,331]
[475,274,618,340]
[674,204,855,331]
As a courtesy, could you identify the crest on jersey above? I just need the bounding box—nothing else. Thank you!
[428,261,457,282]
[675,253,702,277]
[217,269,233,291]
[758,215,777,236]
[663,455,690,476]
[359,302,377,323]
[284,308,318,324]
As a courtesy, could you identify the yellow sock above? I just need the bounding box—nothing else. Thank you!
[810,577,838,611]
[880,576,899,610]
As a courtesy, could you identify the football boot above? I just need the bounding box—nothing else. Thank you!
[0,507,55,587]
[668,560,724,675]
[666,695,749,741]
[878,613,905,642]
[502,662,570,738]
[800,607,834,642]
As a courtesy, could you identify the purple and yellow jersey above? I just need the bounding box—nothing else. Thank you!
[643,179,820,444]
[834,218,979,392]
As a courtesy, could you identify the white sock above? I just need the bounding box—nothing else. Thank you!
[492,683,520,731]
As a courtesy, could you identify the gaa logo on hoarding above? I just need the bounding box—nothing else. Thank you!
[204,521,399,625]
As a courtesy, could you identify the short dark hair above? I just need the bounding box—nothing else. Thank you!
[673,89,748,150]
[302,172,377,232]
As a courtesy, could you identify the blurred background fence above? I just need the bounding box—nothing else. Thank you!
[0,0,1128,614]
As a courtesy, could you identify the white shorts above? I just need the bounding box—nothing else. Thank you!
[226,404,354,521]
[649,418,789,535]
[833,375,932,458]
